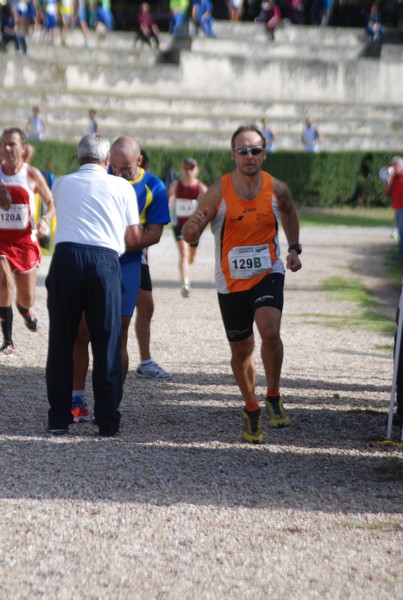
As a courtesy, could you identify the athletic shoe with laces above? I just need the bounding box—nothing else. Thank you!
[243,407,264,444]
[136,360,173,380]
[19,308,38,332]
[0,342,15,357]
[71,395,92,423]
[181,284,191,298]
[265,396,290,428]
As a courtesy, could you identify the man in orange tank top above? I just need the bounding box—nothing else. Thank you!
[182,125,302,444]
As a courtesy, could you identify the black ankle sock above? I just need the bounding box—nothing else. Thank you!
[0,306,13,343]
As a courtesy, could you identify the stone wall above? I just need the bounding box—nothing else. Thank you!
[0,21,401,150]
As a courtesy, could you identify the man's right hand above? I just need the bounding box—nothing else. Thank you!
[182,208,208,243]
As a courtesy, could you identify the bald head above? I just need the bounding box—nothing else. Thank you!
[110,136,141,180]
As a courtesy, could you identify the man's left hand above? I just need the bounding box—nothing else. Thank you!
[286,251,302,272]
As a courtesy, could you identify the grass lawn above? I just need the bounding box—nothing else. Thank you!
[299,207,393,228]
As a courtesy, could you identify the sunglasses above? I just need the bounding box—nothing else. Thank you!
[233,146,265,156]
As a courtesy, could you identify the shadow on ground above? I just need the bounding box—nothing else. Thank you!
[1,366,401,515]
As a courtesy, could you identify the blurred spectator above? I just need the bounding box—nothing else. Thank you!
[60,0,74,46]
[192,0,215,37]
[384,156,403,257]
[94,1,113,36]
[227,0,244,21]
[74,0,91,48]
[365,3,385,44]
[14,0,29,53]
[244,0,261,21]
[310,0,333,25]
[261,117,276,152]
[302,116,321,152]
[41,0,58,45]
[1,2,22,53]
[255,1,281,40]
[88,108,99,134]
[288,0,305,24]
[26,0,37,37]
[24,144,55,250]
[170,0,190,37]
[26,105,47,141]
[135,2,160,48]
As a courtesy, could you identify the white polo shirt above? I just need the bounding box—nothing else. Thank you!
[52,163,139,256]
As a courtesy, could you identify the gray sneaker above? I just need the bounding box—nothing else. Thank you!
[136,360,173,380]
[181,284,191,298]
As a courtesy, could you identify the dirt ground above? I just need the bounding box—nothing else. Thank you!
[0,224,402,600]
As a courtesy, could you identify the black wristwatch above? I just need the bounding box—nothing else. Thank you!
[288,243,302,255]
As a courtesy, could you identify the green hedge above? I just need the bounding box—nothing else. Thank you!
[31,141,401,208]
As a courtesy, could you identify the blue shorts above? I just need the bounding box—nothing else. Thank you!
[77,4,86,22]
[45,14,56,29]
[27,2,36,19]
[120,260,141,318]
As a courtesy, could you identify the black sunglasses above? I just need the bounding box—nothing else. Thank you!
[233,146,265,156]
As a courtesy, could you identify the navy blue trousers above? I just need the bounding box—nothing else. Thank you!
[46,243,123,435]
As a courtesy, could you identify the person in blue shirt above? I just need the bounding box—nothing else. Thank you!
[192,0,215,37]
[365,3,385,44]
[261,117,276,152]
[94,0,113,35]
[71,137,171,422]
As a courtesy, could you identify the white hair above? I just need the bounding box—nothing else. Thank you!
[77,134,110,165]
[391,156,403,171]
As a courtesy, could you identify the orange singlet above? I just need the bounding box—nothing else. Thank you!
[210,172,284,294]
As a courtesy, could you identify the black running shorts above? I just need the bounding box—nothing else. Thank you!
[140,263,152,292]
[218,272,284,342]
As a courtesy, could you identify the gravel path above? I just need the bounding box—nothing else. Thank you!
[0,224,402,600]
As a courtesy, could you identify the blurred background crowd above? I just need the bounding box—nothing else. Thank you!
[1,0,401,39]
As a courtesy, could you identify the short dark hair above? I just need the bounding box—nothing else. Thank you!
[231,125,266,150]
[2,128,27,145]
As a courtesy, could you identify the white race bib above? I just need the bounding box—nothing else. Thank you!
[228,244,272,279]
[0,204,29,230]
[175,198,198,218]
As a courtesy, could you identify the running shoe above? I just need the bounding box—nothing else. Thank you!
[47,428,69,436]
[71,395,92,423]
[265,396,290,428]
[243,407,264,444]
[19,308,38,332]
[0,342,15,357]
[136,360,173,380]
[181,284,191,298]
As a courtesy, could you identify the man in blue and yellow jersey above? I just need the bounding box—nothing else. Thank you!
[183,125,302,444]
[72,136,171,423]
